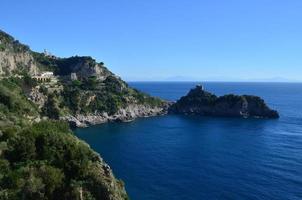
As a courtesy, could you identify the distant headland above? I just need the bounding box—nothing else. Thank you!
[169,85,279,119]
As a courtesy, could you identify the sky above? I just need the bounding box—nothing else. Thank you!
[1,0,302,81]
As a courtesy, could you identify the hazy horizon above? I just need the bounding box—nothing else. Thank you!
[1,0,301,82]
[125,76,302,83]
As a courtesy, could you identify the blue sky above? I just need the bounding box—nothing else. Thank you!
[1,0,301,81]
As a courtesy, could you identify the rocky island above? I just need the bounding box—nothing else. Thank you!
[169,85,279,118]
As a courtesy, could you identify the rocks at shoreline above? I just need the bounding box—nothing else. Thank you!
[62,104,170,127]
[169,85,279,119]
[66,85,281,128]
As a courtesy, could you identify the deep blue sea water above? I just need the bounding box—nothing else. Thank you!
[75,82,302,200]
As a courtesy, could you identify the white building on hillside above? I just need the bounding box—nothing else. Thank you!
[40,71,54,77]
[33,71,55,82]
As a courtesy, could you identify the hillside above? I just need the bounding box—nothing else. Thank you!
[0,29,170,200]
[0,121,128,200]
[0,31,37,76]
[0,79,129,199]
[0,30,168,127]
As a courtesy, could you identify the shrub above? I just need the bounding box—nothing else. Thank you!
[0,121,128,200]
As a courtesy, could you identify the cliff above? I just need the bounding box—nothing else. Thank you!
[0,30,39,76]
[169,85,279,119]
[0,121,128,200]
[0,29,170,199]
[0,29,168,127]
[0,30,132,199]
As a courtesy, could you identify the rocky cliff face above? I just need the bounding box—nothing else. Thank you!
[80,150,128,200]
[50,56,113,81]
[0,31,39,76]
[0,30,130,199]
[66,58,111,81]
[169,85,279,119]
[0,29,168,126]
[0,29,113,82]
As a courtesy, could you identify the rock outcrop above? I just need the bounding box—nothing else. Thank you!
[52,56,113,81]
[0,29,168,128]
[169,85,279,119]
[0,30,39,76]
[28,86,47,108]
[81,149,128,200]
[62,103,169,128]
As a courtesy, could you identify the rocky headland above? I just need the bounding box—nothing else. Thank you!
[63,103,169,128]
[0,30,132,199]
[169,85,279,119]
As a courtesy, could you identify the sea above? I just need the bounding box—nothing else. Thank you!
[75,82,302,200]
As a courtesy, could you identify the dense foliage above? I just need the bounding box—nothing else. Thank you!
[0,78,39,126]
[0,77,130,200]
[0,29,170,200]
[42,93,60,119]
[0,121,128,200]
[0,30,30,53]
[31,52,58,72]
[169,85,279,118]
[32,53,107,77]
[55,56,98,76]
[173,86,217,108]
[61,75,163,115]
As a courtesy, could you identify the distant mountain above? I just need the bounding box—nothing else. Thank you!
[143,76,301,82]
[246,77,300,82]
[163,76,202,81]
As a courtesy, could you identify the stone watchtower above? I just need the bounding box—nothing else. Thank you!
[196,84,204,91]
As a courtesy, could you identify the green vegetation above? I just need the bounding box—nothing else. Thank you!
[0,44,5,51]
[31,54,108,77]
[1,29,164,118]
[216,94,245,107]
[0,29,167,200]
[55,56,96,76]
[0,121,128,200]
[172,87,247,109]
[42,93,60,119]
[0,30,30,53]
[0,76,129,199]
[31,52,58,72]
[62,78,126,115]
[61,75,164,115]
[170,85,279,118]
[0,31,15,44]
[174,86,217,108]
[244,95,266,108]
[0,78,39,126]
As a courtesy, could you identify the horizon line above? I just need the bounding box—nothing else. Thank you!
[126,80,302,83]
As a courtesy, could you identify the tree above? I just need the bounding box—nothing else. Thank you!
[42,94,60,119]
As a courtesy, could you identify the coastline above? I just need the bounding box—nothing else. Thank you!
[62,104,170,128]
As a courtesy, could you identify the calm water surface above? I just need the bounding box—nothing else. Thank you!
[75,82,302,200]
